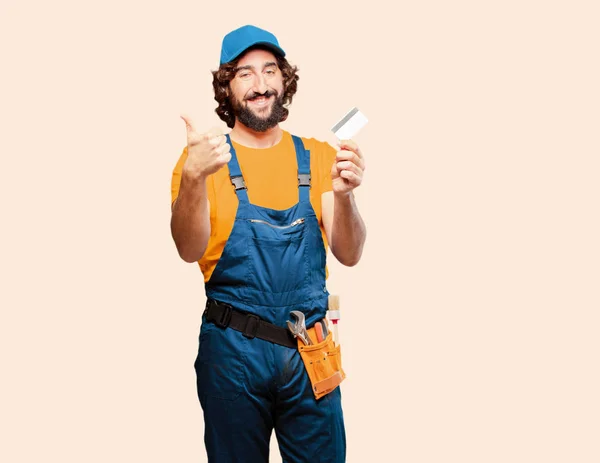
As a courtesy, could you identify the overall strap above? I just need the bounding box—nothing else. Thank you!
[225,134,249,203]
[291,135,311,203]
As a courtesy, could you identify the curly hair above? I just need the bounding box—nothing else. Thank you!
[212,46,300,128]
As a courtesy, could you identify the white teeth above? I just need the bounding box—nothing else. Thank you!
[250,96,270,106]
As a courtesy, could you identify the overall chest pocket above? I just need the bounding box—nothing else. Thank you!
[246,218,309,294]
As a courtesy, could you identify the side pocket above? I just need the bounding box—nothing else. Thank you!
[194,321,247,401]
[297,330,346,400]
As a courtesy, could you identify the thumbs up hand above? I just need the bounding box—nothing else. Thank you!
[180,114,231,180]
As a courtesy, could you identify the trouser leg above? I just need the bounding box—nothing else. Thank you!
[199,393,273,462]
[195,320,274,462]
[273,345,346,463]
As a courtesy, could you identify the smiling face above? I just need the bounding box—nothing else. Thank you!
[228,48,287,132]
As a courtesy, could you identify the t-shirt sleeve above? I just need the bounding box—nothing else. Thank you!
[171,146,188,207]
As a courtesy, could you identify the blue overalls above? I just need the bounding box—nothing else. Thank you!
[194,134,346,462]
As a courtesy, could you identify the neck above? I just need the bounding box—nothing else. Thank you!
[229,122,283,149]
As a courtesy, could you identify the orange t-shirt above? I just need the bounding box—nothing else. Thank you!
[171,130,338,283]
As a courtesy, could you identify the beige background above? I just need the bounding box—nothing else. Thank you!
[1,0,599,461]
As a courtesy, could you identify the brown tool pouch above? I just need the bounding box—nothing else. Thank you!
[297,324,346,400]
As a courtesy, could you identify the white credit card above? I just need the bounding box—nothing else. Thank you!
[331,107,368,140]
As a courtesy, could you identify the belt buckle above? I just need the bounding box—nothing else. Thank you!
[214,302,233,328]
[242,314,260,339]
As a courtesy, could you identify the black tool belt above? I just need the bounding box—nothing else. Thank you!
[204,299,297,349]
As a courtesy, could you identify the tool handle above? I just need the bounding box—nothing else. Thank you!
[321,318,329,337]
[314,322,324,343]
[328,309,341,321]
[333,323,339,346]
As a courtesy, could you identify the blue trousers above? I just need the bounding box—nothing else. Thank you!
[194,314,346,462]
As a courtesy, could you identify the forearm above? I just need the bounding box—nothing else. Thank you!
[330,191,366,266]
[170,173,211,263]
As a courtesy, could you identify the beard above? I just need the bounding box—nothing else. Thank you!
[230,88,287,132]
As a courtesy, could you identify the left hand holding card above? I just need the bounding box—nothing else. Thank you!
[331,139,366,195]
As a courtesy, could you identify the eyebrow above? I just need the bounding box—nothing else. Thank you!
[234,61,278,73]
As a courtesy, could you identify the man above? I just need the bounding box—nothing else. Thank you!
[170,24,366,462]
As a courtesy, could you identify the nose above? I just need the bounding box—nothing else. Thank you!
[252,74,268,94]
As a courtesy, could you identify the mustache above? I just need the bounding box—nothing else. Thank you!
[245,89,278,101]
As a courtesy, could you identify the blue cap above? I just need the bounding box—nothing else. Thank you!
[220,25,285,65]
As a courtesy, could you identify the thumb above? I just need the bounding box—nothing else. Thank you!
[180,113,196,133]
